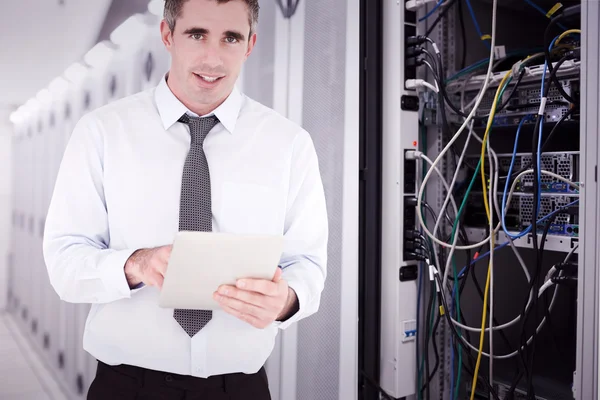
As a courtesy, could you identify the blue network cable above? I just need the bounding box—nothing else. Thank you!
[464,0,491,50]
[501,115,534,239]
[419,0,445,22]
[457,198,579,279]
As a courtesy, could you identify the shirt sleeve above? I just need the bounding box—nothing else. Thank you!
[42,113,140,304]
[274,129,328,330]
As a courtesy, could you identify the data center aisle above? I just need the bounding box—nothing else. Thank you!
[0,312,68,400]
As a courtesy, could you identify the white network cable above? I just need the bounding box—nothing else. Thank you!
[455,247,577,359]
[405,79,439,93]
[415,0,499,252]
[446,168,579,331]
[487,128,495,383]
[417,167,580,251]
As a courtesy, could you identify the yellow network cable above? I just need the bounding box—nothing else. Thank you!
[469,31,580,399]
[555,29,582,46]
[479,70,512,218]
[469,69,512,400]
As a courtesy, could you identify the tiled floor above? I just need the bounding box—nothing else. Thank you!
[0,312,68,400]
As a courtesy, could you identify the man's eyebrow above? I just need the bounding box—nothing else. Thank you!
[182,27,209,35]
[224,30,246,42]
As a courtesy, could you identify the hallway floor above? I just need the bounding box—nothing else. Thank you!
[0,312,68,400]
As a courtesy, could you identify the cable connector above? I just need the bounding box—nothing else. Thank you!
[404,251,427,262]
[404,230,419,239]
[538,97,548,116]
[561,4,581,19]
[555,262,578,272]
[551,275,578,287]
[405,197,418,207]
[406,0,440,11]
[405,150,423,160]
[407,35,429,46]
[405,79,439,93]
[406,46,425,58]
[566,47,581,60]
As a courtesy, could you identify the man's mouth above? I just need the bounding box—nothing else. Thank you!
[193,73,224,83]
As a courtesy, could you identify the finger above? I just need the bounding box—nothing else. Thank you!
[236,278,279,297]
[161,245,173,262]
[272,267,282,282]
[219,303,266,329]
[154,261,167,277]
[218,285,278,311]
[147,271,164,289]
[214,292,270,320]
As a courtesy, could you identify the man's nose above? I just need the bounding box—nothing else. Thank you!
[200,42,223,70]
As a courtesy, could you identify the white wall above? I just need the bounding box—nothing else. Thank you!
[0,112,13,311]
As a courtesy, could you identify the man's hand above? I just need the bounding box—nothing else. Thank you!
[214,267,298,329]
[124,245,172,289]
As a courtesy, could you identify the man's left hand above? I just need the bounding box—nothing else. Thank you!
[213,267,297,329]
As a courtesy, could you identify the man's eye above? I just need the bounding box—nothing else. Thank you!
[225,37,238,44]
[192,34,203,40]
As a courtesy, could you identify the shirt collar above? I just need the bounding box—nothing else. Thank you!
[154,73,241,134]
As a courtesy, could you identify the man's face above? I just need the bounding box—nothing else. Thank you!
[160,0,256,114]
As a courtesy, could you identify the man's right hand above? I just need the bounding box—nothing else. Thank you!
[124,245,172,289]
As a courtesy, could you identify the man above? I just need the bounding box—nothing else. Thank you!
[42,0,328,398]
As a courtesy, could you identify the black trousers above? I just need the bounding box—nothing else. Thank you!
[87,360,271,400]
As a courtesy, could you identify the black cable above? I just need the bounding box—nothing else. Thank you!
[433,57,527,121]
[504,116,542,397]
[421,309,442,396]
[425,0,458,37]
[432,273,501,400]
[541,270,567,362]
[457,0,467,70]
[422,280,435,400]
[544,55,570,99]
[540,106,576,152]
[463,238,521,374]
[419,55,468,171]
[498,97,577,183]
[543,7,580,105]
[360,370,398,400]
[527,216,555,399]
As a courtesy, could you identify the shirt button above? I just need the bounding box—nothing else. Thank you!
[165,374,173,382]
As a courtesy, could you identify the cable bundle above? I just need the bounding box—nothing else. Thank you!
[406,2,581,399]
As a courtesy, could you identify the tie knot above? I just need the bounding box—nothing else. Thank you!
[178,114,220,145]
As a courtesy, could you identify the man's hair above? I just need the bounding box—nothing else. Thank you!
[164,0,259,36]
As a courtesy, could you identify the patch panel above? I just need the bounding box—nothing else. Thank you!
[466,151,579,195]
[441,61,580,127]
[463,193,579,237]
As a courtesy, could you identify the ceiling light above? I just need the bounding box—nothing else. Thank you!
[25,98,41,113]
[36,88,53,105]
[64,62,88,84]
[10,110,24,124]
[110,14,147,47]
[148,0,164,17]
[84,41,115,68]
[49,77,70,96]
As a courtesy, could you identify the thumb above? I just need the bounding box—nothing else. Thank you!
[272,266,283,282]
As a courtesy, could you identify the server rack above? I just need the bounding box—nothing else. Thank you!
[360,0,597,399]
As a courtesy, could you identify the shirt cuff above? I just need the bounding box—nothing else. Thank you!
[99,248,141,299]
[273,277,310,330]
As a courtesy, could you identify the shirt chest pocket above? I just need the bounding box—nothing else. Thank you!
[217,182,286,236]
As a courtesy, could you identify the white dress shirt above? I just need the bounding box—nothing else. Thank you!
[42,75,328,378]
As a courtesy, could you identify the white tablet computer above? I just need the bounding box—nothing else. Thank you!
[158,231,284,310]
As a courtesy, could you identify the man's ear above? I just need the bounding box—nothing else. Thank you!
[160,19,174,51]
[245,33,257,60]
